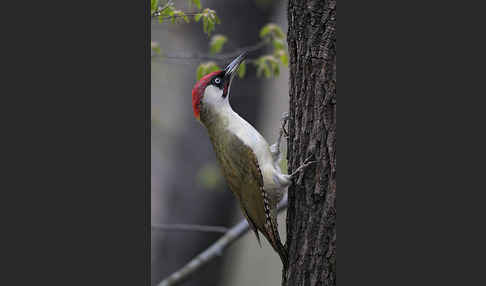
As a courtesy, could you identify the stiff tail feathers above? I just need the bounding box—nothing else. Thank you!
[264,220,289,269]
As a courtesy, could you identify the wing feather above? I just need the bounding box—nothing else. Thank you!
[209,131,287,266]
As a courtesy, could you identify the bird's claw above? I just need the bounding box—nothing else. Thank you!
[280,112,289,121]
[280,112,289,138]
[289,155,318,179]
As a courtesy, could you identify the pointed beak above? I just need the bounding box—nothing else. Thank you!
[221,52,246,97]
[223,52,247,84]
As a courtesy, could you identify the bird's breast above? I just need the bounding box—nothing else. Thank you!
[205,106,282,191]
[226,115,283,189]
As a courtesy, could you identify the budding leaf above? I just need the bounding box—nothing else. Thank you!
[196,62,221,80]
[151,0,159,14]
[260,23,285,39]
[271,60,280,77]
[259,25,271,38]
[159,4,174,23]
[281,52,289,66]
[237,61,246,78]
[255,58,268,78]
[190,0,202,10]
[170,10,189,24]
[276,49,289,66]
[209,34,227,54]
[273,38,285,51]
[263,64,271,78]
[199,8,219,35]
[206,63,220,74]
[203,16,209,34]
[255,55,280,78]
[196,65,205,81]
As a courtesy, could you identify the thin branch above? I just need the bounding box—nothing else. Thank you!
[151,12,202,22]
[157,194,288,286]
[151,0,173,17]
[151,41,267,62]
[151,224,228,233]
[150,1,201,20]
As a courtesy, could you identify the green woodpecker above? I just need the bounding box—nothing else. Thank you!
[192,52,313,268]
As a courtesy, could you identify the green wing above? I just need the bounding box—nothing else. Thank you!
[209,131,287,266]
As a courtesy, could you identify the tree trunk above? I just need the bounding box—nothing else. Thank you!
[284,0,336,285]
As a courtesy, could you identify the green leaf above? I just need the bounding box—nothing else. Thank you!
[263,64,271,78]
[272,61,280,76]
[206,63,220,74]
[199,8,219,35]
[255,58,266,78]
[194,13,202,22]
[281,52,289,66]
[158,4,174,23]
[206,17,215,35]
[169,10,188,24]
[196,65,205,81]
[259,23,285,39]
[190,0,202,10]
[151,0,159,14]
[254,55,281,78]
[207,20,214,35]
[209,34,227,54]
[237,61,246,78]
[203,16,209,34]
[267,55,278,65]
[259,25,271,38]
[196,62,221,80]
[159,2,174,17]
[175,10,189,23]
[272,38,285,51]
[276,49,289,66]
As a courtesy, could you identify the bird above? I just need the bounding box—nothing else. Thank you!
[191,52,314,268]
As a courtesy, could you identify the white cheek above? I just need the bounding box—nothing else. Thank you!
[203,85,225,107]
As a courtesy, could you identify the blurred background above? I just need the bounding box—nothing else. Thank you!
[151,1,289,285]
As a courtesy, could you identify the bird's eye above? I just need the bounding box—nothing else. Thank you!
[214,77,221,84]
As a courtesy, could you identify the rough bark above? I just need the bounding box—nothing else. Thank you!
[284,0,336,285]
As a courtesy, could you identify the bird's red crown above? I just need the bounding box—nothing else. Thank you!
[191,71,222,120]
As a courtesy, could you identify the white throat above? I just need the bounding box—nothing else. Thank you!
[202,85,232,115]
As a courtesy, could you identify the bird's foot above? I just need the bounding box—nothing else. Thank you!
[288,155,318,179]
[271,112,290,163]
[280,112,289,138]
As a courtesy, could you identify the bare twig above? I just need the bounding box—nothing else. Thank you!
[150,1,202,20]
[151,0,173,17]
[151,41,267,62]
[157,194,288,286]
[151,224,228,233]
[151,12,202,21]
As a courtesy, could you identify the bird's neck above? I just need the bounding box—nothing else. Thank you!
[200,99,238,133]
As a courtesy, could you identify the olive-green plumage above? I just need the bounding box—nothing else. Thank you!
[203,111,288,268]
[193,52,290,268]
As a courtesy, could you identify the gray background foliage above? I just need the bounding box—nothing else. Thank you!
[151,1,288,285]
